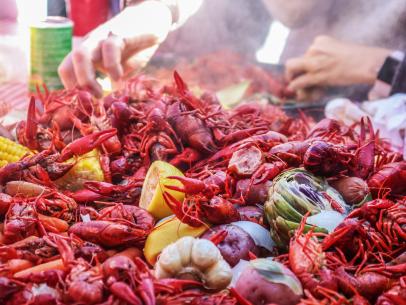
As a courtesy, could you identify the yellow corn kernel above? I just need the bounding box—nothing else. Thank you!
[54,149,105,191]
[0,136,30,166]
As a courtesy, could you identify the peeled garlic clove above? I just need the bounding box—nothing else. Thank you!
[155,262,171,278]
[176,236,194,267]
[205,260,232,289]
[158,244,183,273]
[191,239,220,269]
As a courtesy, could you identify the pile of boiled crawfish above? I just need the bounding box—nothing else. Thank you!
[0,71,404,305]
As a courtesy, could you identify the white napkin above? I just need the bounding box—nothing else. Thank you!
[325,95,406,158]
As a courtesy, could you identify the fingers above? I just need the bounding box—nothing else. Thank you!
[285,57,308,82]
[58,55,77,90]
[101,34,124,81]
[71,47,103,98]
[122,34,158,61]
[287,72,323,91]
[58,33,158,97]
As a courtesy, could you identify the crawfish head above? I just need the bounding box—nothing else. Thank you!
[66,261,104,305]
[98,204,155,231]
[102,255,137,282]
[303,140,350,177]
[167,101,216,153]
[198,196,240,225]
[368,161,406,197]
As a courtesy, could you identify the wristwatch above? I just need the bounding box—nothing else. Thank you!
[368,51,405,100]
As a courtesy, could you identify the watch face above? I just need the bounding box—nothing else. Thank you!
[378,56,401,84]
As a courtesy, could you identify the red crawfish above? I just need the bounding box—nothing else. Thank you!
[6,282,62,305]
[199,130,287,168]
[166,72,217,154]
[7,273,65,305]
[103,255,155,305]
[53,237,105,305]
[288,220,337,298]
[368,161,406,197]
[2,202,42,244]
[376,276,406,305]
[0,235,59,264]
[335,267,392,301]
[163,176,239,227]
[34,191,78,223]
[0,150,52,185]
[96,203,155,231]
[169,147,203,169]
[0,276,25,300]
[138,107,181,163]
[322,218,392,264]
[270,139,311,166]
[17,89,94,150]
[68,220,150,248]
[347,199,405,246]
[298,287,370,305]
[307,117,354,143]
[79,180,143,204]
[304,118,376,178]
[303,140,352,177]
[58,128,118,162]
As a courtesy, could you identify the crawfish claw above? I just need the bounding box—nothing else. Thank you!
[59,128,117,161]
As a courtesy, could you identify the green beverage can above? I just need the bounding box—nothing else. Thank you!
[30,16,73,92]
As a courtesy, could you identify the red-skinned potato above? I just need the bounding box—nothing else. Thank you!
[201,224,259,267]
[235,258,303,305]
[234,179,271,204]
[237,205,265,227]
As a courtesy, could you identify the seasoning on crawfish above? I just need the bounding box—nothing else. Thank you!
[29,17,73,92]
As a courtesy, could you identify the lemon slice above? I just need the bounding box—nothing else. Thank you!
[216,80,251,109]
[144,215,208,265]
[140,161,185,219]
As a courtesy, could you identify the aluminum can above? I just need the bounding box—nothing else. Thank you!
[30,16,73,92]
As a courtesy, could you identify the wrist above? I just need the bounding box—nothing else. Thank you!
[360,47,392,85]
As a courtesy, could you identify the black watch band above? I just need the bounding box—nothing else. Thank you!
[377,56,402,85]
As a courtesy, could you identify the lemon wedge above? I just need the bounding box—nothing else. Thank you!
[144,215,208,265]
[216,80,251,109]
[139,161,185,219]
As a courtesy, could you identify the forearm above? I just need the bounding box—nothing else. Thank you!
[84,1,172,47]
[127,0,202,29]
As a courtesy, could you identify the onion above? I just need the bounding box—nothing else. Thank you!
[330,177,370,205]
[232,221,275,251]
[230,259,249,287]
[306,210,345,233]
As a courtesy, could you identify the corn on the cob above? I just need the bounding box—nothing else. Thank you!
[54,149,105,191]
[0,136,31,165]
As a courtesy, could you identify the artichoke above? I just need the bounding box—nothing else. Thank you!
[264,169,349,248]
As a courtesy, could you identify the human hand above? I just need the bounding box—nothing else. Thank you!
[58,1,173,97]
[285,36,391,100]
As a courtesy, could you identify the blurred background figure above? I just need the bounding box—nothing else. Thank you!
[0,0,18,20]
[57,0,406,102]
